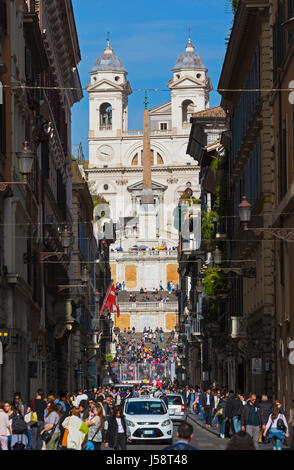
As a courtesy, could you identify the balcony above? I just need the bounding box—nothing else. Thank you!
[230,316,246,339]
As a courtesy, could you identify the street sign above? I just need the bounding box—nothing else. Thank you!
[252,358,262,374]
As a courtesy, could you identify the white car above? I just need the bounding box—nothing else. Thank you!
[165,394,187,422]
[123,398,173,444]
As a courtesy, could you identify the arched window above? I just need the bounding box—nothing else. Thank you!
[157,153,164,165]
[100,103,112,130]
[131,153,138,165]
[182,100,194,124]
[130,149,164,166]
[150,149,154,166]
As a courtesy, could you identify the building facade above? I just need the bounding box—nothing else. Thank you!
[271,0,294,412]
[85,37,214,333]
[218,0,275,397]
[0,0,85,400]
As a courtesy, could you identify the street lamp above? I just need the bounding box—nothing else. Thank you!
[0,141,35,191]
[81,265,89,284]
[238,196,252,230]
[196,279,203,294]
[17,141,35,181]
[61,226,72,253]
[213,246,222,265]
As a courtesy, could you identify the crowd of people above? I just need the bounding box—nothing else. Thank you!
[0,384,293,450]
[181,385,294,450]
[0,387,134,451]
[114,327,177,365]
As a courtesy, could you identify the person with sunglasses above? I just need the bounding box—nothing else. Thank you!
[240,394,262,449]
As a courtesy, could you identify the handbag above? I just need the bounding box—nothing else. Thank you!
[41,423,57,443]
[24,411,38,425]
[215,408,223,417]
[61,417,71,447]
[79,421,89,435]
[277,417,287,433]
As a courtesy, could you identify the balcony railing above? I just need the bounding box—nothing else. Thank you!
[110,249,177,260]
[119,302,178,312]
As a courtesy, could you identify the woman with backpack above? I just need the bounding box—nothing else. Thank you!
[86,403,108,450]
[40,402,61,450]
[263,403,289,450]
[11,407,29,450]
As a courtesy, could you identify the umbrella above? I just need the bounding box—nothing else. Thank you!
[115,247,123,251]
[155,246,167,250]
[138,245,148,250]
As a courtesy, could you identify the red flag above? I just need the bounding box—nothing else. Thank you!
[100,284,120,317]
[100,285,111,317]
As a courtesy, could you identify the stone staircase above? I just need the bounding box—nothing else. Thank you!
[117,331,176,351]
[117,290,178,303]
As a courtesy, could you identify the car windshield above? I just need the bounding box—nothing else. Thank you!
[167,396,182,406]
[125,401,167,415]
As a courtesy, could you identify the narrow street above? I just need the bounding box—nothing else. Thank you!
[100,414,279,451]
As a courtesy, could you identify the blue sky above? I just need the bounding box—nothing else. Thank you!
[71,0,233,159]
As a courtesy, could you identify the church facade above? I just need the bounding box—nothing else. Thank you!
[85,38,213,331]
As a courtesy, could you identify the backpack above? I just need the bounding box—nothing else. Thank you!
[12,414,28,434]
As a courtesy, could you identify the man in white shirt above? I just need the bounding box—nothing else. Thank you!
[75,390,88,407]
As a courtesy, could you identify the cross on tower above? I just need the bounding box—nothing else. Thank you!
[106,31,111,46]
[188,26,192,41]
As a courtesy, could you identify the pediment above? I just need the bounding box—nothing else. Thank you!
[168,76,204,89]
[150,101,172,115]
[87,78,124,92]
[127,180,168,192]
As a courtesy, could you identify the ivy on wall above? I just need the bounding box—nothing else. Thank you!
[202,267,227,297]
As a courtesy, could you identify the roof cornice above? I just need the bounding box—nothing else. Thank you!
[218,0,269,97]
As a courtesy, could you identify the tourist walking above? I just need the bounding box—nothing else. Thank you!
[3,402,13,449]
[263,403,289,450]
[200,388,214,426]
[28,388,46,450]
[0,402,12,450]
[226,430,256,450]
[40,402,61,450]
[225,393,243,433]
[213,395,227,439]
[105,406,131,450]
[240,393,262,449]
[10,407,29,450]
[86,404,107,450]
[61,408,85,450]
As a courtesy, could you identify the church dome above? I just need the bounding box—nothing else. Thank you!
[173,39,206,71]
[91,42,126,73]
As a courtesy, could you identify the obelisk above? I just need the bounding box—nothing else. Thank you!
[141,95,154,204]
[139,93,157,241]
